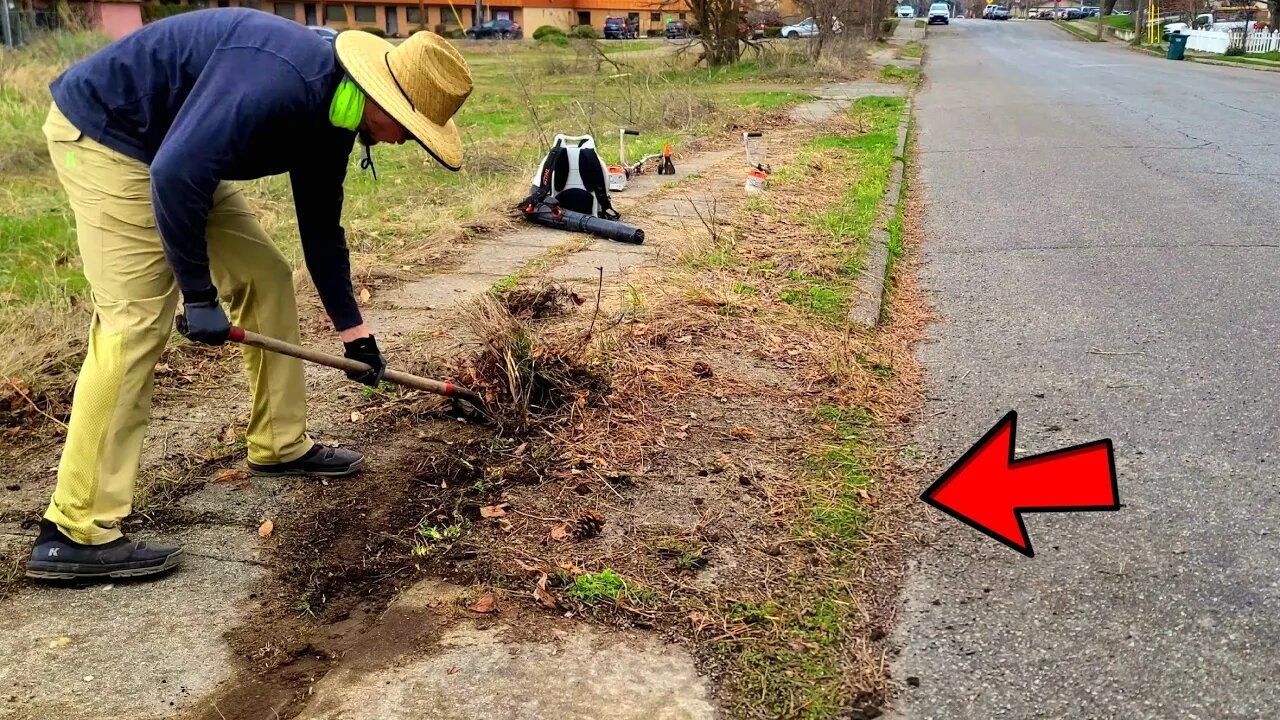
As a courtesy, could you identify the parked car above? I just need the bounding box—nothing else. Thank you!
[739,21,766,38]
[927,2,951,24]
[981,4,995,18]
[465,18,522,39]
[781,16,819,38]
[666,19,689,38]
[1063,8,1086,20]
[307,25,338,43]
[1081,6,1101,17]
[989,5,1010,19]
[896,4,917,18]
[603,16,638,39]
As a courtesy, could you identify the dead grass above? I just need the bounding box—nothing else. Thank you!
[467,103,925,717]
[451,294,611,433]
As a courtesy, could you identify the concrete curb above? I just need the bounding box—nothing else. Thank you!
[848,99,912,328]
[1052,20,1106,42]
[1187,55,1280,72]
[1127,41,1280,72]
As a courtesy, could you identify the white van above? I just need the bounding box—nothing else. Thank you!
[928,2,951,24]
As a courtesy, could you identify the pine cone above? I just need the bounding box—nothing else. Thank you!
[570,510,606,539]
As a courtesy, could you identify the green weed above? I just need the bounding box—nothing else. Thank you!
[730,90,818,110]
[780,274,849,324]
[566,568,650,605]
[879,64,921,83]
[412,521,466,557]
[656,537,710,571]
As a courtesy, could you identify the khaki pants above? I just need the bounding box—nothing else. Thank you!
[43,104,313,545]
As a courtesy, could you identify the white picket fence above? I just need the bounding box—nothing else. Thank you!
[1182,28,1280,55]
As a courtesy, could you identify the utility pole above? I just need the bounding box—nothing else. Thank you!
[2,0,14,49]
[1095,0,1104,38]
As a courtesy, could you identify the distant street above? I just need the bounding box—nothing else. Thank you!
[895,17,1280,719]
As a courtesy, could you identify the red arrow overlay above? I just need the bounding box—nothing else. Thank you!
[921,411,1118,557]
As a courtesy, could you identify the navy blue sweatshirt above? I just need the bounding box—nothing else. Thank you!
[51,8,363,330]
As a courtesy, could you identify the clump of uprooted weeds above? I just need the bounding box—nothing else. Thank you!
[453,294,610,433]
[496,282,585,322]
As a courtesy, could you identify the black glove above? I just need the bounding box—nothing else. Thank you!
[177,298,230,345]
[343,335,386,387]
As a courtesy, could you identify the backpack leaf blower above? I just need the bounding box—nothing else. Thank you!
[519,134,645,244]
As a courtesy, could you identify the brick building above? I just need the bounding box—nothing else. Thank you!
[204,0,692,35]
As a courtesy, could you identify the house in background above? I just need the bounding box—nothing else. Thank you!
[195,0,689,35]
[14,0,144,40]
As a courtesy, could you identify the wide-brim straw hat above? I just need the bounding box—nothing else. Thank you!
[335,30,473,171]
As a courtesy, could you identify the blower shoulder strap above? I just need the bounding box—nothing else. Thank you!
[575,146,620,220]
[521,144,566,212]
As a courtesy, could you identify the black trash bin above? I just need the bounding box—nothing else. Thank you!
[1168,32,1189,60]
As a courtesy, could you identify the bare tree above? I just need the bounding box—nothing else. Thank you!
[1269,0,1279,30]
[668,0,744,65]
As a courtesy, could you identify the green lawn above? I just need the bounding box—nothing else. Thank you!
[1103,14,1134,29]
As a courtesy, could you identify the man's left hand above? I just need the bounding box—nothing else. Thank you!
[343,335,387,387]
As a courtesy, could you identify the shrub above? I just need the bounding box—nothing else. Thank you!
[646,28,663,37]
[433,23,447,34]
[142,2,201,22]
[533,25,570,46]
[882,18,899,34]
[764,26,782,38]
[360,27,387,37]
[573,24,598,39]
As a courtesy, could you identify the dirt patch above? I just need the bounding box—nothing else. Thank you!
[189,415,544,719]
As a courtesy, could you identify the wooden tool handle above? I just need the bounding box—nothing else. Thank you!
[228,327,483,407]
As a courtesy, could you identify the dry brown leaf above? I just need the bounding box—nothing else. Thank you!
[513,558,541,573]
[212,468,249,485]
[47,635,72,649]
[350,411,364,423]
[469,593,497,614]
[0,292,19,303]
[358,287,372,305]
[550,524,569,541]
[534,572,561,610]
[558,561,585,576]
[730,426,755,440]
[258,519,274,538]
[447,665,459,675]
[479,503,509,519]
[713,455,733,473]
[512,442,528,457]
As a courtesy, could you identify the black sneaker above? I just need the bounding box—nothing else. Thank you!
[247,443,365,477]
[25,521,183,582]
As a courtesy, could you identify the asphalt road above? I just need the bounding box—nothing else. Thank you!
[892,19,1280,719]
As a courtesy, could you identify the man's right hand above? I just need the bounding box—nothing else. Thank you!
[177,299,231,345]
